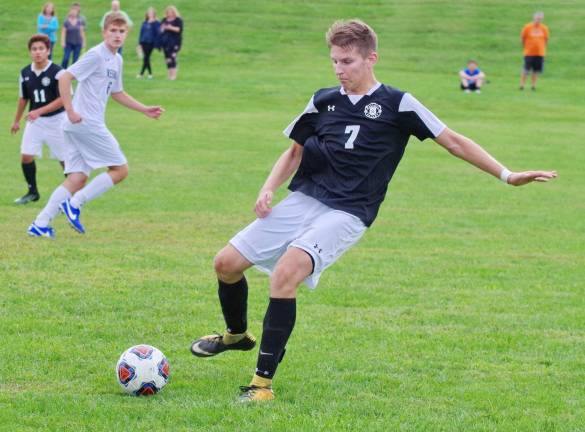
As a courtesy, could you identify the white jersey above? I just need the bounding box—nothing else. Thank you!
[61,42,123,127]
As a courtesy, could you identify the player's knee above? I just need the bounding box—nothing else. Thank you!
[67,173,87,189]
[21,154,34,164]
[119,165,129,180]
[109,165,129,184]
[270,265,299,298]
[213,250,238,279]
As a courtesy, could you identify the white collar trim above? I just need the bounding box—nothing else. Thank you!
[31,61,52,75]
[340,82,381,96]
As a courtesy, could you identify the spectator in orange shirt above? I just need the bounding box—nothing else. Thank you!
[520,11,549,91]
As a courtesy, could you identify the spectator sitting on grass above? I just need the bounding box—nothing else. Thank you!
[459,59,485,93]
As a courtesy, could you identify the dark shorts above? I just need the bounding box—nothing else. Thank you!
[460,82,478,91]
[524,56,544,73]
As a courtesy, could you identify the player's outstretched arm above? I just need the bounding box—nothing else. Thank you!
[434,127,557,186]
[255,141,303,218]
[11,98,27,134]
[111,91,164,119]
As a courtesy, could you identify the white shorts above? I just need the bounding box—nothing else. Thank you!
[230,191,367,288]
[63,120,127,176]
[21,112,67,160]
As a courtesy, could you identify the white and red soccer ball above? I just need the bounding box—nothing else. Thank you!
[116,345,170,396]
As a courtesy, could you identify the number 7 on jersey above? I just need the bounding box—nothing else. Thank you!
[344,125,360,149]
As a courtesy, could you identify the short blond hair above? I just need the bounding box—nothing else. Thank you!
[103,11,128,29]
[326,19,377,57]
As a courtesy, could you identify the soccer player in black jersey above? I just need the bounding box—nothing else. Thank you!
[190,19,557,402]
[10,34,67,205]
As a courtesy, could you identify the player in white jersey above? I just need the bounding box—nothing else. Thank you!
[28,12,164,238]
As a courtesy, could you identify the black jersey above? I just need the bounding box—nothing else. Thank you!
[19,62,64,117]
[285,83,446,227]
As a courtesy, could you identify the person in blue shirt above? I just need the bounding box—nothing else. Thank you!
[37,3,59,60]
[137,7,160,79]
[459,59,486,93]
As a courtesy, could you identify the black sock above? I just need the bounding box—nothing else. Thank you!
[22,161,37,194]
[255,297,296,380]
[218,277,248,334]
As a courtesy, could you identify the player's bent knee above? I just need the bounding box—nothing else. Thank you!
[213,252,229,276]
[65,173,88,191]
[21,154,35,164]
[109,165,129,184]
[213,249,241,281]
[269,266,300,298]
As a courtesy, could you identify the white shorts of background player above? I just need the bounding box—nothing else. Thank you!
[20,111,68,160]
[62,120,127,177]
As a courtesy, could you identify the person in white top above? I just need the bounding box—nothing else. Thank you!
[28,12,164,238]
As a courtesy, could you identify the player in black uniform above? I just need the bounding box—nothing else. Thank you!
[190,19,557,402]
[10,34,66,205]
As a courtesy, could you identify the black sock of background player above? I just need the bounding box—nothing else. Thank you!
[255,297,296,380]
[218,277,248,334]
[22,161,38,194]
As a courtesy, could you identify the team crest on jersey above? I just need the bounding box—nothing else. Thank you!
[364,103,382,119]
[107,69,117,79]
[41,77,51,87]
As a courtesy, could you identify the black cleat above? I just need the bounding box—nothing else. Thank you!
[14,192,40,205]
[190,331,256,357]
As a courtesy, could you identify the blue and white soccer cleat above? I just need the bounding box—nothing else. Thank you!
[60,199,85,234]
[27,223,55,239]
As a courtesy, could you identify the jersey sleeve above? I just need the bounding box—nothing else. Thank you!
[283,95,318,145]
[19,73,28,99]
[67,49,99,81]
[397,93,446,141]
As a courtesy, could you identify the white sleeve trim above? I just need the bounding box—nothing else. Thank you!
[283,96,318,138]
[18,74,23,98]
[398,93,446,137]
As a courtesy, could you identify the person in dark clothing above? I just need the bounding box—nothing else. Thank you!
[189,19,557,403]
[137,7,160,79]
[11,34,66,205]
[61,6,86,68]
[160,6,183,80]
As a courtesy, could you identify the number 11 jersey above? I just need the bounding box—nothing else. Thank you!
[19,61,64,117]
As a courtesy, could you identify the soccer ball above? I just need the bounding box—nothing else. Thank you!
[116,345,170,396]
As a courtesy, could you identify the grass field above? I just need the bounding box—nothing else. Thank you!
[1,0,584,430]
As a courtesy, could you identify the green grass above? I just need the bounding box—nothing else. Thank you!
[1,0,584,430]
